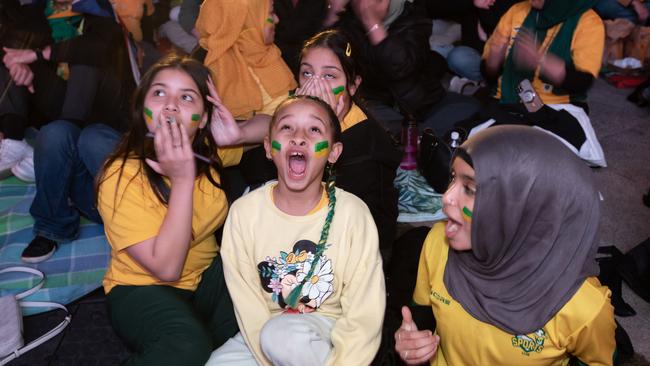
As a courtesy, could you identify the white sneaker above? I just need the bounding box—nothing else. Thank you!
[448,76,479,95]
[12,146,35,182]
[0,139,31,179]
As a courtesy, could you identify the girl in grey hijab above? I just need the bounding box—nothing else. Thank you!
[394,125,615,365]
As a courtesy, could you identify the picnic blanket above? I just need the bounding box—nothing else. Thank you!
[394,168,446,223]
[0,177,110,315]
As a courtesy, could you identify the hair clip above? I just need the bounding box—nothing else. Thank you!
[345,42,352,57]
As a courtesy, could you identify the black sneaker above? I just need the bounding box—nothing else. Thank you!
[21,236,58,263]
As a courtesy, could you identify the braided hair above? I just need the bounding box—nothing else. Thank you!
[271,96,342,309]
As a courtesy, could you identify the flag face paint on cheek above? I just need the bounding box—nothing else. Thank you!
[144,107,154,126]
[271,140,281,154]
[462,206,473,222]
[190,113,200,127]
[314,140,329,158]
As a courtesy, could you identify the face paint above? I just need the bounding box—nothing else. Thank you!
[332,86,345,95]
[271,140,281,154]
[462,206,473,222]
[266,17,274,24]
[314,140,329,158]
[144,107,154,126]
[190,113,201,126]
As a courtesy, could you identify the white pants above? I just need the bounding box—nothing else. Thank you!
[206,313,335,366]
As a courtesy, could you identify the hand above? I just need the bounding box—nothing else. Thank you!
[351,0,390,30]
[394,306,439,365]
[3,47,37,69]
[473,0,495,9]
[206,76,245,146]
[324,0,351,26]
[145,116,196,183]
[294,76,345,117]
[8,63,35,93]
[631,0,648,24]
[513,28,541,71]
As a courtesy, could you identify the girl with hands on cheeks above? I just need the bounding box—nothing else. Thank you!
[94,54,265,366]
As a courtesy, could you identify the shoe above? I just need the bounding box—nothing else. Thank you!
[448,76,481,95]
[21,236,58,263]
[11,147,35,182]
[0,139,32,180]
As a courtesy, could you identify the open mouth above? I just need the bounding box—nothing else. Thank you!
[288,151,307,177]
[445,216,462,238]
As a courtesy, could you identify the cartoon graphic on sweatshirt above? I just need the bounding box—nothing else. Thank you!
[258,240,334,313]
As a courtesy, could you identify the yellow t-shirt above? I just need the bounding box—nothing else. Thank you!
[483,2,605,105]
[100,147,242,294]
[341,103,367,132]
[413,222,616,366]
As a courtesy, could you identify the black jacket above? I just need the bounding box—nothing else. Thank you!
[335,1,446,120]
[335,117,401,266]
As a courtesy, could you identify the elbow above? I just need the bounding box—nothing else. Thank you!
[153,267,182,282]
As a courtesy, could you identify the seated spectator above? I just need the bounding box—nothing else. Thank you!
[194,0,296,120]
[595,0,650,25]
[427,0,519,85]
[395,125,616,365]
[273,0,328,74]
[208,96,385,365]
[335,0,481,137]
[0,0,124,180]
[158,0,200,54]
[478,0,607,166]
[97,54,267,365]
[295,29,401,266]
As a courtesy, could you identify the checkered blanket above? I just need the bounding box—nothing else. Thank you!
[0,177,109,315]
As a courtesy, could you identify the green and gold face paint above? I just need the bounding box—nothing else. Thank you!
[144,107,154,126]
[266,17,274,24]
[314,140,329,158]
[271,140,282,154]
[191,113,201,127]
[332,85,345,102]
[462,206,473,222]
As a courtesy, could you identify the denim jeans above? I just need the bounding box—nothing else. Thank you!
[447,46,484,82]
[594,0,650,25]
[30,120,121,242]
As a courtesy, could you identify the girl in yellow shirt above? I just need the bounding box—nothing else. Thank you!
[96,54,266,365]
[395,125,616,366]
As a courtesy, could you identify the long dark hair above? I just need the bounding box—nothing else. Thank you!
[300,29,362,105]
[95,54,224,208]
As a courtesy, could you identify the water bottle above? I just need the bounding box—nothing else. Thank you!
[400,119,419,170]
[449,131,461,150]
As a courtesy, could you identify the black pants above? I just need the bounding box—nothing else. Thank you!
[0,60,121,139]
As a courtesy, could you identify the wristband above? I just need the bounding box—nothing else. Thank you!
[366,23,380,35]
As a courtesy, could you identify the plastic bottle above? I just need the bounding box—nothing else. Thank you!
[449,131,461,150]
[400,120,419,170]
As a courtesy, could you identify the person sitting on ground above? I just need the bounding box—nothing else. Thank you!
[594,0,650,25]
[0,0,127,181]
[207,96,385,365]
[394,125,616,365]
[334,0,481,138]
[294,29,401,266]
[194,0,296,120]
[96,54,267,365]
[479,0,607,166]
[19,0,136,263]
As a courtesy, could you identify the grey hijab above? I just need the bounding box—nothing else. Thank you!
[444,126,600,335]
